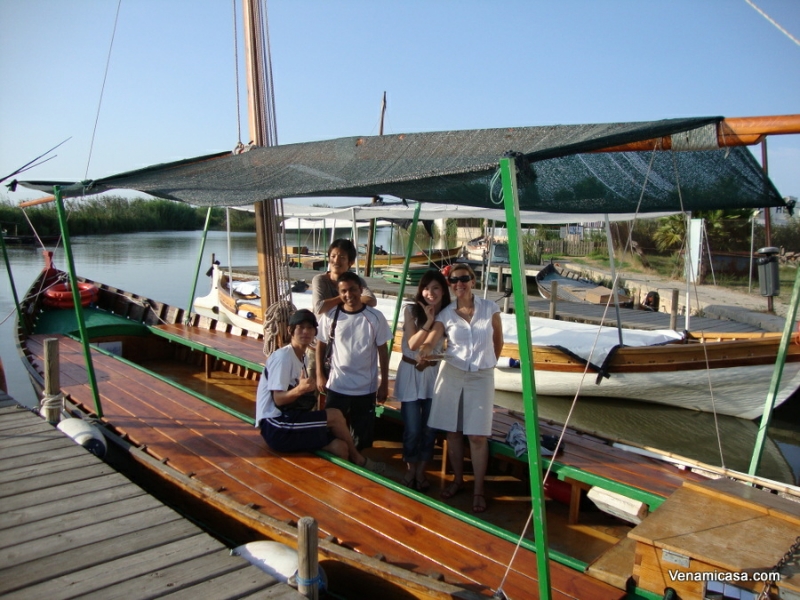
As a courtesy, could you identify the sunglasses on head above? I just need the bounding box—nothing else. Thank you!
[448,275,472,284]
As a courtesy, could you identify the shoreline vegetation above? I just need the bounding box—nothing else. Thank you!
[3,195,797,298]
[0,195,256,237]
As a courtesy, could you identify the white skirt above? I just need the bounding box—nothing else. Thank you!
[428,362,494,436]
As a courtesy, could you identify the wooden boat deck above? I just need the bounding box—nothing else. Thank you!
[0,397,302,599]
[151,321,708,507]
[23,333,627,599]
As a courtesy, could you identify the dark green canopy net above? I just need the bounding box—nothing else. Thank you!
[13,116,785,214]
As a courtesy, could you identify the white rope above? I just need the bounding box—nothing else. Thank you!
[671,152,726,469]
[84,0,124,180]
[745,0,800,47]
[262,300,296,357]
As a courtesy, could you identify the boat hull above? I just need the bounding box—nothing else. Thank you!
[493,361,800,420]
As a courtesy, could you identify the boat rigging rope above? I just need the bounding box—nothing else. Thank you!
[745,0,800,47]
[262,299,296,357]
[84,0,123,181]
[496,143,731,594]
[671,152,726,469]
[231,0,242,146]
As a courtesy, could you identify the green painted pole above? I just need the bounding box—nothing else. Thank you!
[53,187,103,417]
[499,157,552,598]
[388,202,421,359]
[749,265,800,476]
[0,227,26,334]
[388,224,394,266]
[185,206,213,324]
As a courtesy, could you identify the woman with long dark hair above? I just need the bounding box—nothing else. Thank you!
[394,270,450,491]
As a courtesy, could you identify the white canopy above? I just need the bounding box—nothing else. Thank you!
[264,201,677,225]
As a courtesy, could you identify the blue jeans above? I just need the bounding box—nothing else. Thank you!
[401,398,437,463]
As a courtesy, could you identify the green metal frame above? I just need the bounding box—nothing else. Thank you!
[749,265,800,475]
[0,227,25,334]
[185,206,213,324]
[387,201,421,359]
[53,186,103,417]
[499,157,552,599]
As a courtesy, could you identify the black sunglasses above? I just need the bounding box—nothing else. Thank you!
[448,275,472,284]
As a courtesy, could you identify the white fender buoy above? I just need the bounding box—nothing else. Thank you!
[57,418,107,458]
[232,541,327,589]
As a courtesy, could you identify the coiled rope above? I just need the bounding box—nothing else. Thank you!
[262,299,296,357]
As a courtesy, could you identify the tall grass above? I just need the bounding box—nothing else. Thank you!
[0,196,255,237]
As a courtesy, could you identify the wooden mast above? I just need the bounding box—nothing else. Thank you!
[242,0,290,350]
[364,91,388,277]
[596,114,800,152]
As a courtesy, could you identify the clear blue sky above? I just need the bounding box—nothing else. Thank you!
[1,0,798,204]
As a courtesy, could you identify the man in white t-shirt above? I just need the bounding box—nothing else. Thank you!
[315,272,391,450]
[256,309,384,472]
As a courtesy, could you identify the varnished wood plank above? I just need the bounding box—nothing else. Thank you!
[68,351,557,597]
[158,394,618,599]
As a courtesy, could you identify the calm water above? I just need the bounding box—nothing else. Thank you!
[2,230,799,485]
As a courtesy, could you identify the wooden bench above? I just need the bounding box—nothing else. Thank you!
[151,322,267,374]
[380,397,706,525]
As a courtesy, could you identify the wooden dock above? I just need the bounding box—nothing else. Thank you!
[0,396,305,600]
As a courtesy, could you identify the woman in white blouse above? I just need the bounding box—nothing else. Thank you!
[418,263,503,513]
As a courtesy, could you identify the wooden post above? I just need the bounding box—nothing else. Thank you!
[297,516,319,599]
[496,265,504,292]
[549,281,558,320]
[42,337,62,424]
[669,288,679,331]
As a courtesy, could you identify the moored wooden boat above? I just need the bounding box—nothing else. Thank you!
[15,264,636,598]
[362,244,463,269]
[17,262,800,599]
[536,261,633,307]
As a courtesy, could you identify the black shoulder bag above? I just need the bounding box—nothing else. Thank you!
[322,304,341,377]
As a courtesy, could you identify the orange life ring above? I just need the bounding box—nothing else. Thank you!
[43,282,99,309]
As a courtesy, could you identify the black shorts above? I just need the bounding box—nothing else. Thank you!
[259,410,333,453]
[324,389,377,449]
